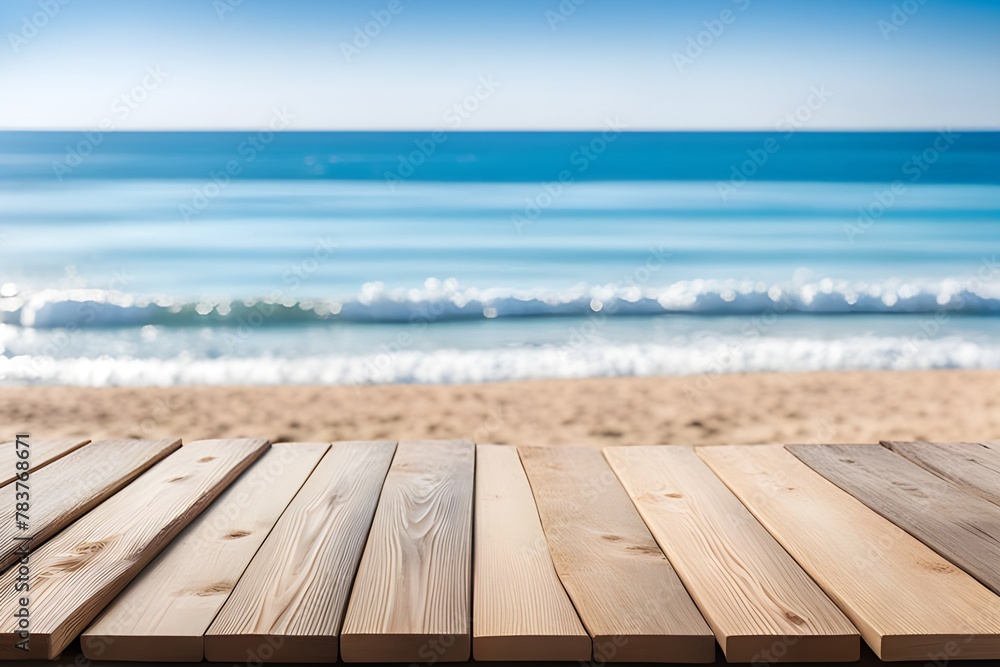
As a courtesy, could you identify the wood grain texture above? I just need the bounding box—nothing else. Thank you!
[206,441,396,663]
[473,445,590,661]
[341,440,474,663]
[699,444,1000,661]
[789,443,1000,596]
[0,439,181,572]
[518,446,714,664]
[883,440,1000,507]
[0,438,90,487]
[82,442,330,662]
[0,438,268,660]
[605,446,858,663]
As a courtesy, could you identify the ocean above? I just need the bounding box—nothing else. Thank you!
[1,130,998,386]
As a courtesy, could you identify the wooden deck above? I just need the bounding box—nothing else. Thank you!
[0,438,998,663]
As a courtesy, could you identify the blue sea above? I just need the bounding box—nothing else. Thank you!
[1,131,998,386]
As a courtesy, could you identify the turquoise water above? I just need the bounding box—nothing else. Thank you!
[1,131,998,385]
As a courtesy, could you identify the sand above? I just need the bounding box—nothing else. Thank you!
[1,369,997,446]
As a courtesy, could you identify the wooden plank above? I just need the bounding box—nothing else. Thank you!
[0,439,181,572]
[207,441,396,663]
[518,446,714,664]
[605,446,858,663]
[0,438,90,487]
[0,438,268,660]
[82,442,330,662]
[473,445,590,661]
[788,443,1000,596]
[883,440,1000,507]
[698,444,1000,661]
[340,440,474,663]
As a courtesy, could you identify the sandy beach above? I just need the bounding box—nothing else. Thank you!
[3,369,997,446]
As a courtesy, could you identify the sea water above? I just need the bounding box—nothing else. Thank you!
[1,131,998,386]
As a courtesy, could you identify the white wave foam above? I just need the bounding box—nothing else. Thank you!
[2,275,1000,328]
[3,336,998,386]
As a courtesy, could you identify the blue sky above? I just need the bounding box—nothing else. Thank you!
[1,0,998,130]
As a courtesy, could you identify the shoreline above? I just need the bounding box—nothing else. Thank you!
[2,369,998,446]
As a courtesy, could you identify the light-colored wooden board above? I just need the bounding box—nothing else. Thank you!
[473,444,590,661]
[206,441,396,663]
[883,440,1000,507]
[518,446,714,663]
[0,438,268,660]
[605,446,858,663]
[698,444,1000,661]
[0,438,90,487]
[82,442,329,662]
[340,440,474,663]
[0,439,181,572]
[788,443,1000,596]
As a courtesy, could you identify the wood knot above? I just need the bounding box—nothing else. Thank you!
[190,581,233,596]
[198,456,216,463]
[784,611,805,625]
[920,559,954,574]
[167,475,190,483]
[37,538,117,579]
[626,544,665,557]
[224,530,251,540]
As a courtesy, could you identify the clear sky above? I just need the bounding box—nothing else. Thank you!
[1,0,998,130]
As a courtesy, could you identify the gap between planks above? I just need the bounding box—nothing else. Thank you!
[0,438,269,660]
[699,444,1000,662]
[205,441,396,663]
[83,441,330,662]
[0,438,90,488]
[473,444,590,661]
[518,445,715,663]
[788,443,1000,597]
[0,439,181,572]
[605,445,858,663]
[340,440,475,663]
[882,440,1000,507]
